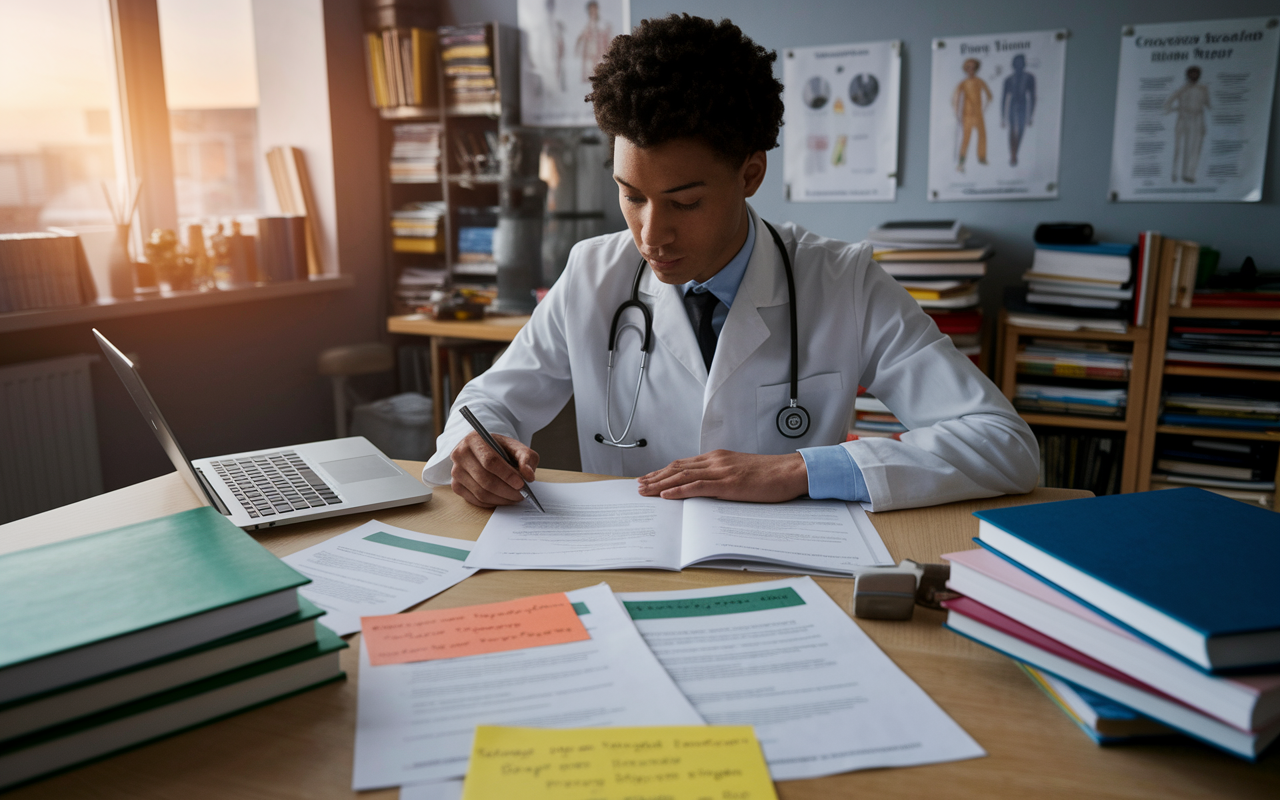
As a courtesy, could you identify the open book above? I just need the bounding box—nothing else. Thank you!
[464,480,893,577]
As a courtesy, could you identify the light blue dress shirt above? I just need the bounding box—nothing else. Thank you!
[680,214,869,502]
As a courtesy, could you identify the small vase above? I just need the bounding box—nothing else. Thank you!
[107,224,135,300]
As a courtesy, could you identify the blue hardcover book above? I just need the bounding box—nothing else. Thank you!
[1036,242,1137,257]
[974,488,1280,672]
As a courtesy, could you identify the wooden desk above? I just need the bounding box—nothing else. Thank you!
[2,473,1276,799]
[387,314,530,435]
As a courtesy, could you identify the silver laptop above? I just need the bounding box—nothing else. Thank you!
[94,329,431,530]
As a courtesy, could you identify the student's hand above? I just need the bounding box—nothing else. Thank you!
[450,432,539,508]
[637,451,808,503]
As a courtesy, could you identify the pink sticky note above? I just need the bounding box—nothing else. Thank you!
[361,592,590,666]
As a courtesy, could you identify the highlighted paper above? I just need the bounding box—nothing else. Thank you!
[461,725,777,800]
[361,592,589,666]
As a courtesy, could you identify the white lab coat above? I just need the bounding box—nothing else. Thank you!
[423,205,1039,510]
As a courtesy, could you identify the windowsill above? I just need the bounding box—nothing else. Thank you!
[0,274,356,334]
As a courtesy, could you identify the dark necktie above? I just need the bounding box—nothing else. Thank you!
[683,289,720,371]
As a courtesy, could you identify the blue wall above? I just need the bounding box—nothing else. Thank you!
[454,0,1280,309]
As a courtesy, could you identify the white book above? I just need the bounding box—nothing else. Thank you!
[1026,292,1123,310]
[1032,248,1133,283]
[465,480,892,577]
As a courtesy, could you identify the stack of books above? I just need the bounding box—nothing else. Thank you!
[1008,236,1152,333]
[440,24,497,114]
[0,232,97,313]
[851,390,906,437]
[395,266,448,311]
[1018,663,1175,743]
[0,507,345,791]
[363,27,439,109]
[390,123,442,183]
[392,201,446,254]
[867,220,991,368]
[1159,390,1280,432]
[943,489,1280,760]
[1150,435,1276,509]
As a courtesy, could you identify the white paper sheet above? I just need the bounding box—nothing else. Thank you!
[783,40,902,202]
[282,520,476,637]
[352,582,704,790]
[468,480,892,576]
[399,780,463,800]
[928,29,1067,201]
[465,481,684,570]
[1109,17,1279,202]
[615,577,985,780]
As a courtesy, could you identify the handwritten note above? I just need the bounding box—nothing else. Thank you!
[361,592,590,666]
[461,725,777,800]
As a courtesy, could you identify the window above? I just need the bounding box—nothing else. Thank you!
[0,0,125,234]
[156,0,264,226]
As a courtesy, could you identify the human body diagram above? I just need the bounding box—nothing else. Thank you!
[1001,54,1036,166]
[574,1,612,82]
[1164,66,1210,183]
[952,58,992,172]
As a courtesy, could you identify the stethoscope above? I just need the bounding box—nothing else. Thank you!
[594,220,810,449]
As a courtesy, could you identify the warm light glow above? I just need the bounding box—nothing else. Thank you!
[157,0,259,109]
[0,0,114,111]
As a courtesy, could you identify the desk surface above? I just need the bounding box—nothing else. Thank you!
[387,313,530,342]
[2,472,1277,799]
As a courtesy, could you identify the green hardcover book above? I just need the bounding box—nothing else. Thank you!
[0,627,346,792]
[0,507,309,706]
[0,597,326,743]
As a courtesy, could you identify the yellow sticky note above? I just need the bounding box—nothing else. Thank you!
[461,725,777,800]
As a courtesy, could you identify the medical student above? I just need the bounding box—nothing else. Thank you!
[423,14,1039,511]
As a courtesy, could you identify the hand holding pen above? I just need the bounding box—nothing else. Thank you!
[453,406,545,512]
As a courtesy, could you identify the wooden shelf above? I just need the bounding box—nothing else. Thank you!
[1163,364,1280,382]
[380,105,441,120]
[1172,306,1280,320]
[1154,425,1280,442]
[0,275,355,334]
[1018,413,1130,431]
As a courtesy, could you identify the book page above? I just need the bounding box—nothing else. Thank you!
[465,480,683,570]
[679,497,893,575]
[352,583,704,789]
[616,578,985,780]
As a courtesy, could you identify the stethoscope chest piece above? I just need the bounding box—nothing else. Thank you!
[776,403,811,439]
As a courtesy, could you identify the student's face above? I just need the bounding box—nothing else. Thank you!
[613,136,766,285]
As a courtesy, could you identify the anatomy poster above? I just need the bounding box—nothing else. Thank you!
[928,30,1067,201]
[783,40,902,202]
[519,0,627,126]
[1109,17,1279,202]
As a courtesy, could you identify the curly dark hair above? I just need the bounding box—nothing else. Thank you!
[586,14,784,165]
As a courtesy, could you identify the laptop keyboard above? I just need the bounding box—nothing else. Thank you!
[209,450,341,519]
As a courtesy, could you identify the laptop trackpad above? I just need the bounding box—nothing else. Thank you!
[320,455,400,484]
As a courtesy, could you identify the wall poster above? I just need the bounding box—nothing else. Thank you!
[782,40,902,202]
[1109,17,1279,203]
[518,0,628,127]
[928,29,1067,202]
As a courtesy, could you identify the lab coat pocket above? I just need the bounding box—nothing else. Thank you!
[755,372,845,454]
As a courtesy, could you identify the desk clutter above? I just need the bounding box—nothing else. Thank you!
[0,507,344,791]
[943,487,1280,761]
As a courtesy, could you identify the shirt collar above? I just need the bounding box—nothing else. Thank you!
[682,212,755,309]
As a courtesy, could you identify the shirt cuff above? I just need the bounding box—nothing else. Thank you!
[799,445,870,502]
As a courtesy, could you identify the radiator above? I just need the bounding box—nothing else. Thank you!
[0,355,103,524]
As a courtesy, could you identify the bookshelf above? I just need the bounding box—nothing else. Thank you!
[1135,247,1280,511]
[996,311,1152,494]
[366,21,521,313]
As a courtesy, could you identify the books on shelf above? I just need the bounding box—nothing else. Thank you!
[1153,435,1277,490]
[440,24,497,114]
[1016,340,1132,381]
[390,123,442,183]
[364,27,439,109]
[0,232,97,313]
[1030,243,1135,284]
[1165,319,1280,370]
[867,219,967,246]
[1005,286,1129,334]
[1014,384,1126,418]
[1033,428,1123,496]
[1160,391,1280,431]
[0,507,345,790]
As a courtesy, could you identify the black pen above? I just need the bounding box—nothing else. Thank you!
[459,405,545,512]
